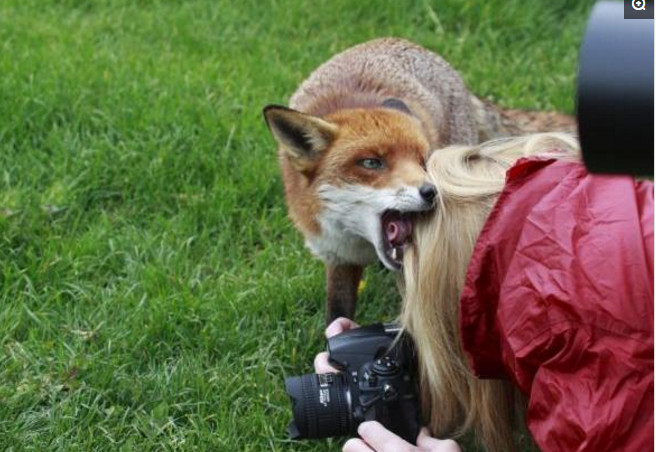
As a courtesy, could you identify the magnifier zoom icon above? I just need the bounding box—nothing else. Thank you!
[632,0,646,11]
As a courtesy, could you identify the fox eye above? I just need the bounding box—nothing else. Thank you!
[358,158,385,170]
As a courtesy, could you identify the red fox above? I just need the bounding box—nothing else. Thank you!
[263,38,575,323]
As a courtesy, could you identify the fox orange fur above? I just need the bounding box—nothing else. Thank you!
[263,38,575,323]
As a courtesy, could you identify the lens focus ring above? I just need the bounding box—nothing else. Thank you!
[285,373,353,439]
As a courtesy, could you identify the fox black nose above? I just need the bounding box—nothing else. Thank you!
[419,183,437,202]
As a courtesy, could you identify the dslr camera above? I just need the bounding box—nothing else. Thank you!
[284,323,422,444]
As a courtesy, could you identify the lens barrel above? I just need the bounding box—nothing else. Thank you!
[577,1,654,176]
[285,373,353,439]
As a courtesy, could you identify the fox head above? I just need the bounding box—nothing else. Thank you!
[263,100,436,270]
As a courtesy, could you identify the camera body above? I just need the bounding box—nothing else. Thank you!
[285,323,422,444]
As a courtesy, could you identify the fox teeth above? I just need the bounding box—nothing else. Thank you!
[391,247,399,261]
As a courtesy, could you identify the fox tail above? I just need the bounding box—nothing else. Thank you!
[471,95,577,142]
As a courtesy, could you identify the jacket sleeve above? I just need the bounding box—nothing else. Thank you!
[494,169,654,451]
[508,325,653,452]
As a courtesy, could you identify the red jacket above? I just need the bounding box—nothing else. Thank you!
[460,158,654,452]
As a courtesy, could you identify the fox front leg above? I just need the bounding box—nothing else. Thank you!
[325,263,363,324]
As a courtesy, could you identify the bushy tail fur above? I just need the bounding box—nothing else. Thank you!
[471,96,577,142]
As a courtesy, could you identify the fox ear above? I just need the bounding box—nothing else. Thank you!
[263,105,338,172]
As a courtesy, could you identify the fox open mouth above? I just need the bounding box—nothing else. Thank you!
[380,210,414,270]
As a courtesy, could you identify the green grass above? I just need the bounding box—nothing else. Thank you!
[0,0,594,450]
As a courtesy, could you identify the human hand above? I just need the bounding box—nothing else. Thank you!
[343,422,461,452]
[313,317,360,373]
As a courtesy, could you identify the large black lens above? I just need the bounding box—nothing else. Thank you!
[285,373,354,439]
[577,1,654,176]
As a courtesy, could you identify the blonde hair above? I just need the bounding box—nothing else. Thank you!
[401,133,580,451]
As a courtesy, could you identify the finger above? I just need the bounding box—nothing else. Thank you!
[416,428,461,452]
[343,438,374,452]
[313,351,339,373]
[326,317,360,338]
[358,421,415,452]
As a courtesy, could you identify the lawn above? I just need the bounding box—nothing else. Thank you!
[0,0,595,450]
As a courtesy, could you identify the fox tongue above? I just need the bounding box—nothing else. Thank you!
[385,218,412,246]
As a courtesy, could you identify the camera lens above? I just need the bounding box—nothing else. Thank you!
[285,373,354,439]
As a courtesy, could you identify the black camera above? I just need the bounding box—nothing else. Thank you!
[577,1,654,176]
[284,323,422,444]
